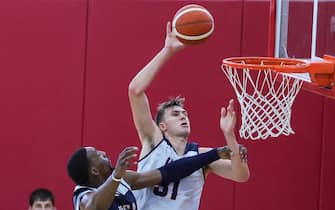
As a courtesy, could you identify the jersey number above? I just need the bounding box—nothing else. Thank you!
[153,181,180,200]
[153,158,180,200]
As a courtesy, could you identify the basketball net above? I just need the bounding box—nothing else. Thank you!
[222,64,303,140]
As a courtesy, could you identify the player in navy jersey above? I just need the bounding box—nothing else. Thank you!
[128,22,250,210]
[67,145,232,210]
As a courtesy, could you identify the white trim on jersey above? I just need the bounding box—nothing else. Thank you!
[73,186,96,210]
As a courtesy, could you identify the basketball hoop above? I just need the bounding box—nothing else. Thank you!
[221,55,335,140]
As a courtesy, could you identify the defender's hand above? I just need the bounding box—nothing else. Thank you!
[217,146,232,159]
[113,147,138,179]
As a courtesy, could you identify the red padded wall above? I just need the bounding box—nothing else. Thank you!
[0,0,87,209]
[320,99,335,210]
[241,0,271,56]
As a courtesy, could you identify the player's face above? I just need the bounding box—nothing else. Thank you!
[29,199,55,210]
[86,147,113,175]
[161,106,191,137]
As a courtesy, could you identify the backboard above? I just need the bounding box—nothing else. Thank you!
[274,0,335,98]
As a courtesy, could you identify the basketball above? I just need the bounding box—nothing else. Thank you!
[172,4,214,45]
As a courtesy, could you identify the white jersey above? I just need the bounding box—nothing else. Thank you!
[134,138,205,210]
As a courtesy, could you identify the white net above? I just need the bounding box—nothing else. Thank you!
[222,65,303,140]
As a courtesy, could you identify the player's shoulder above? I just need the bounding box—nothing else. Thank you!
[73,186,95,210]
[74,185,94,195]
[139,138,166,159]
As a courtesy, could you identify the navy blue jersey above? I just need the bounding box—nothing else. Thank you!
[73,179,137,210]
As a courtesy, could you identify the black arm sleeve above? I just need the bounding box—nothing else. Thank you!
[158,149,219,185]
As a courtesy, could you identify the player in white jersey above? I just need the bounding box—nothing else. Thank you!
[128,22,250,210]
[135,140,205,210]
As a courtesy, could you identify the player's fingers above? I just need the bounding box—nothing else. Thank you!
[119,147,138,160]
[232,111,236,118]
[122,150,138,161]
[123,146,139,155]
[166,21,171,34]
[125,161,137,168]
[124,155,138,165]
[221,107,227,117]
[119,154,137,168]
[126,159,138,167]
[124,153,138,161]
[124,146,138,151]
[227,99,234,112]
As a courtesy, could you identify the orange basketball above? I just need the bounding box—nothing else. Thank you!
[172,4,214,45]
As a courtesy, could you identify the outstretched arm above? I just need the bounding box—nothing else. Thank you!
[124,146,232,190]
[128,22,185,156]
[200,99,250,182]
[80,147,138,210]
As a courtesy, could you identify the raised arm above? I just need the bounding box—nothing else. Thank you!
[80,147,138,210]
[200,99,250,182]
[124,146,232,190]
[128,22,185,155]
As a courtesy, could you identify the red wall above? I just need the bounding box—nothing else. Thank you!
[0,0,86,209]
[0,1,334,210]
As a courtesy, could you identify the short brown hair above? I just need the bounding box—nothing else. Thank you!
[29,188,55,206]
[155,96,185,125]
